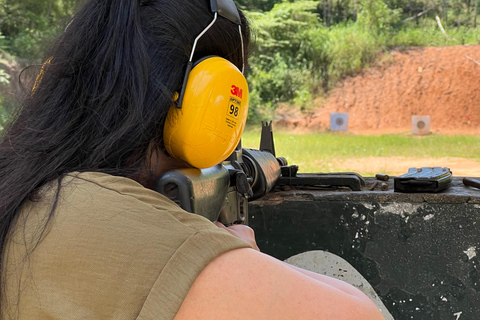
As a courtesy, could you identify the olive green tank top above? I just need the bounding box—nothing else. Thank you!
[3,172,250,320]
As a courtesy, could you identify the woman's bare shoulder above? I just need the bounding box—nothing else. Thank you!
[174,248,384,320]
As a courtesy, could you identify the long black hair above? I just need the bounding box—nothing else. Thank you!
[0,0,250,311]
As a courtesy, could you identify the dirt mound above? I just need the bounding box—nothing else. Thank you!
[282,45,480,134]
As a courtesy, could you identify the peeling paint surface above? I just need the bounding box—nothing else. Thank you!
[379,203,424,217]
[463,246,477,260]
[362,202,375,210]
[423,214,435,221]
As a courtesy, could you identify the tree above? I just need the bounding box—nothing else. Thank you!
[0,0,76,57]
[245,1,329,120]
[357,0,402,32]
[236,0,282,11]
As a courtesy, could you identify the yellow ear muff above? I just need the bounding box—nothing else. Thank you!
[163,57,249,169]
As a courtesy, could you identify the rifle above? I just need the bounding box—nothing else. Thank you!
[155,121,367,224]
[155,122,282,225]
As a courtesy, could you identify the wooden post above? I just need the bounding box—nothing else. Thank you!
[436,15,448,36]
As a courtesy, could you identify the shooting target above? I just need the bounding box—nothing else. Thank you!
[330,113,349,131]
[412,116,430,135]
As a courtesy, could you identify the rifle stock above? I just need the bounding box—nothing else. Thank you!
[155,146,281,225]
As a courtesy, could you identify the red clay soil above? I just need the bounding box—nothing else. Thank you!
[282,45,480,135]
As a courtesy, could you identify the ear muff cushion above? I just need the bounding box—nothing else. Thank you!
[163,57,249,169]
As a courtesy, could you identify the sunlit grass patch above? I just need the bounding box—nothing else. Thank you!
[241,130,480,176]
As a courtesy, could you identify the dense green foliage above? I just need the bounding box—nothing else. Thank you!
[246,1,328,119]
[0,0,480,128]
[0,0,76,57]
[244,0,480,122]
[236,0,279,11]
[0,0,77,130]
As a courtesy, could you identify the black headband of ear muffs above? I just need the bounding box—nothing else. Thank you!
[210,0,241,24]
[176,0,244,109]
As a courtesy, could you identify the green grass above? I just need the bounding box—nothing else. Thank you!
[389,26,480,47]
[241,129,480,176]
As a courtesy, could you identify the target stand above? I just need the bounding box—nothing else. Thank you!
[412,115,431,135]
[330,113,349,131]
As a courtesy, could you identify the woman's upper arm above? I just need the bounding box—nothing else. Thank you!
[174,248,384,320]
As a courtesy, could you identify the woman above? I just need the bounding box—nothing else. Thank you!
[0,0,384,319]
